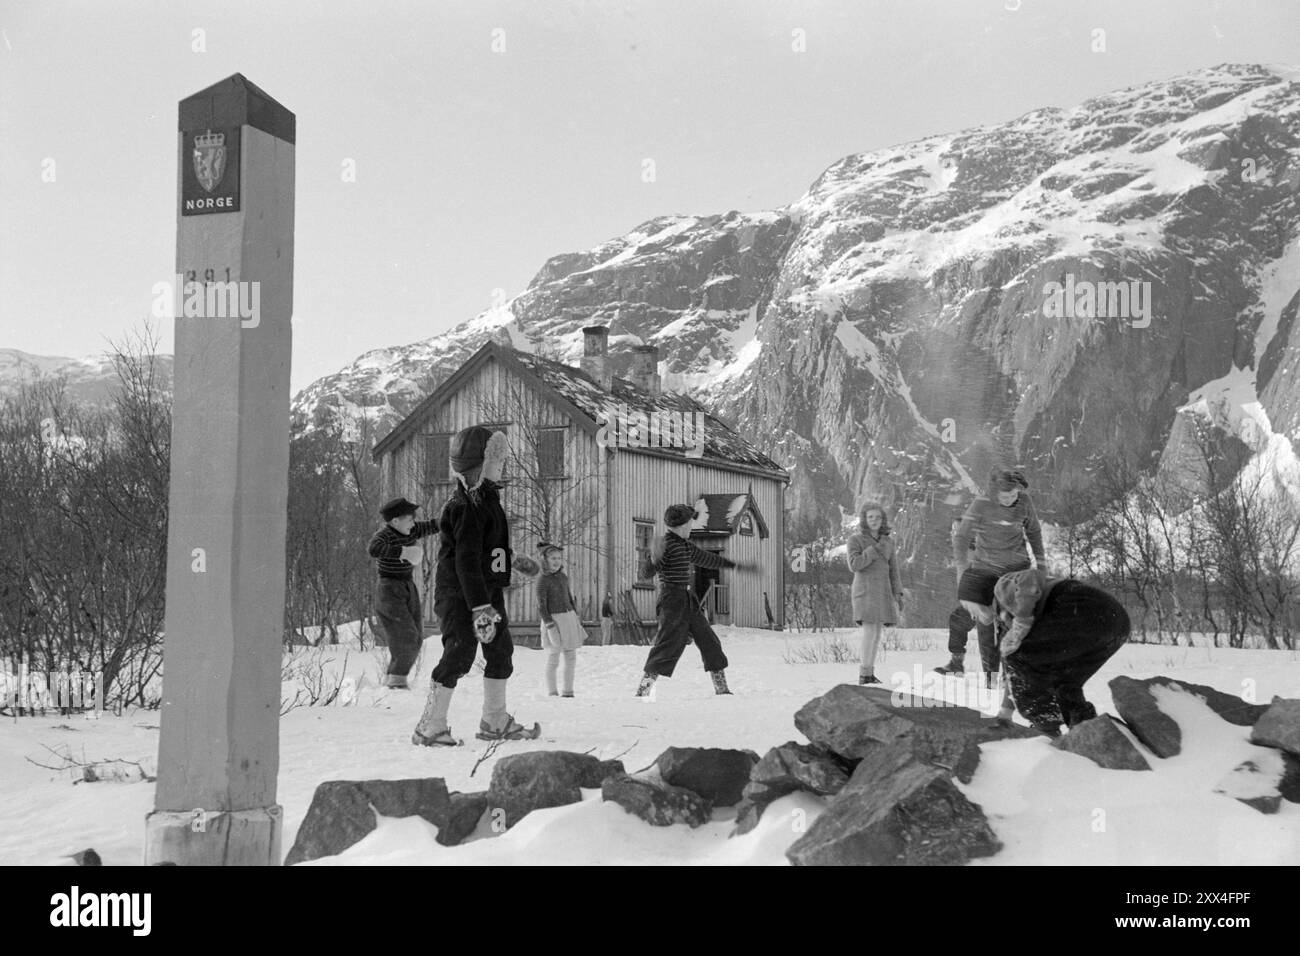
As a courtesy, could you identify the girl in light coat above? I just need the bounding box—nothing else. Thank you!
[845,503,904,685]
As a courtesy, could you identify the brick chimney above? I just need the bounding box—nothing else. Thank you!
[630,344,661,396]
[580,325,612,389]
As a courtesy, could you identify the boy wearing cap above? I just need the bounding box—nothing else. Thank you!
[412,425,539,746]
[367,496,437,689]
[635,503,749,698]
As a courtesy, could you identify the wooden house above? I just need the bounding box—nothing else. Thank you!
[370,326,789,641]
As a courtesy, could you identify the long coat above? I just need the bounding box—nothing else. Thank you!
[846,530,902,625]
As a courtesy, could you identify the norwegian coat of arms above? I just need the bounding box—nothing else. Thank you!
[192,130,227,193]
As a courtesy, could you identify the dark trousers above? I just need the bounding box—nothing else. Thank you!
[374,577,424,677]
[1004,582,1130,731]
[429,588,514,688]
[644,588,728,678]
[947,605,1001,673]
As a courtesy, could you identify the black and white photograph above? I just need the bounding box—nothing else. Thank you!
[1,0,1298,902]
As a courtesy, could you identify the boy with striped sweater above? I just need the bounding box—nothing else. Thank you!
[368,496,437,688]
[635,503,750,698]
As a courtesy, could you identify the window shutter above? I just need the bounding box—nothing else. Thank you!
[538,428,565,477]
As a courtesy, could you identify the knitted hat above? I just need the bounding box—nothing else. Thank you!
[538,541,563,557]
[993,568,1047,621]
[990,468,1029,492]
[664,503,696,528]
[450,425,493,473]
[379,497,420,521]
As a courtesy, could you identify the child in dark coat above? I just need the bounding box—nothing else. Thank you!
[992,568,1131,736]
[411,425,538,746]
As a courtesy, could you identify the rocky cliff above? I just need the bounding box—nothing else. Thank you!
[293,62,1300,622]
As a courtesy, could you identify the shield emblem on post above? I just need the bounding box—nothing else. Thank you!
[192,130,227,193]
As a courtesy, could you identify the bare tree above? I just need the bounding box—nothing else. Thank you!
[468,373,606,563]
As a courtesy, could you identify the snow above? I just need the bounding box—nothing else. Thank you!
[1178,233,1300,495]
[4,628,1298,866]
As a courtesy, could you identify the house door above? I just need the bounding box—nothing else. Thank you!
[692,539,731,625]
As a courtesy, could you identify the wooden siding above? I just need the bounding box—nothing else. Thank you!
[375,356,786,632]
[379,356,608,628]
[611,453,785,629]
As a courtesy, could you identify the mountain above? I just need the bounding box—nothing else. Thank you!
[0,349,174,408]
[294,62,1300,619]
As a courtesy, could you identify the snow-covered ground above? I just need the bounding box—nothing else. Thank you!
[2,627,1298,866]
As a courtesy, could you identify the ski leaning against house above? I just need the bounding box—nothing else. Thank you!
[942,468,1047,687]
[636,503,749,698]
[412,425,539,747]
[367,496,437,689]
[535,541,586,697]
[992,567,1131,737]
[845,502,904,685]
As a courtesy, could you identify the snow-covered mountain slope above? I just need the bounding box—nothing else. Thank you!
[0,349,173,408]
[293,63,1300,619]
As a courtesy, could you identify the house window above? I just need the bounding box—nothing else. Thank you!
[738,512,754,536]
[424,433,452,489]
[634,520,655,587]
[538,427,565,478]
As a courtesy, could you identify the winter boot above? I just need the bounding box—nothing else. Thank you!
[561,691,575,698]
[412,683,461,746]
[710,670,733,696]
[992,696,1016,729]
[385,673,411,689]
[858,671,881,685]
[476,715,542,741]
[478,677,540,740]
[635,672,658,698]
[933,655,964,676]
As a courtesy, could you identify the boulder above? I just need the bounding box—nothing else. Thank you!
[785,741,1001,866]
[1052,715,1151,771]
[601,773,713,827]
[1282,752,1300,804]
[654,747,760,806]
[1249,698,1300,757]
[487,751,625,829]
[286,777,459,865]
[793,684,1036,783]
[732,741,853,836]
[1110,676,1271,758]
[444,791,489,845]
[1211,750,1300,814]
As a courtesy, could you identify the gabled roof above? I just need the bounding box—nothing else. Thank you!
[372,341,788,478]
[691,491,770,537]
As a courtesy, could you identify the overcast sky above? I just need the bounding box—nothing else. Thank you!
[2,0,1297,391]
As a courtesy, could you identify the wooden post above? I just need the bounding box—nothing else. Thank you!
[144,74,295,865]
